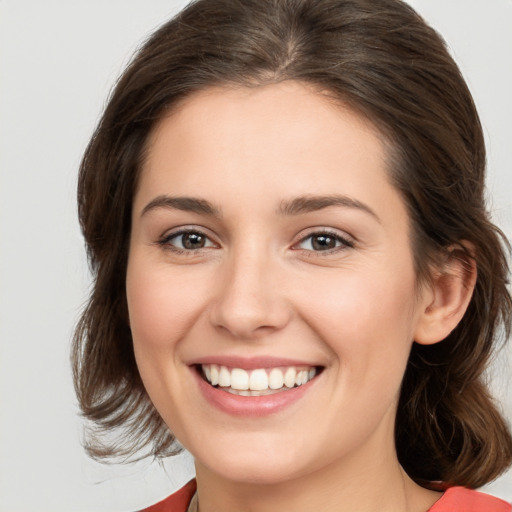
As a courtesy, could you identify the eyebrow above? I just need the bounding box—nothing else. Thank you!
[141,193,379,222]
[141,195,221,217]
[278,194,380,222]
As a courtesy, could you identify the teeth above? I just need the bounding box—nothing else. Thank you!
[249,369,268,391]
[284,367,296,388]
[201,364,319,394]
[231,368,249,390]
[210,364,219,386]
[269,368,284,390]
[218,366,231,387]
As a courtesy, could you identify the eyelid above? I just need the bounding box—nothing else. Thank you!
[291,227,355,252]
[157,226,219,252]
[155,225,354,255]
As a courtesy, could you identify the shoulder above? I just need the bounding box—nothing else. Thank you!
[429,486,511,512]
[139,480,197,512]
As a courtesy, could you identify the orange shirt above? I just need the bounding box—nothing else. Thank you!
[141,480,512,512]
[140,479,196,512]
[429,486,511,511]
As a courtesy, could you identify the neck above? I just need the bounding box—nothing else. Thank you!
[193,429,440,512]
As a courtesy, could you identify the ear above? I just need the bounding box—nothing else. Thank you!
[414,244,477,345]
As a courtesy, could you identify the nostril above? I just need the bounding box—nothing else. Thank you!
[209,273,292,339]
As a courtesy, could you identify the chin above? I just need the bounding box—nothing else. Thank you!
[194,437,311,486]
[209,460,305,486]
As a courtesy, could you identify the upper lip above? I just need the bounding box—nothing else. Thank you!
[187,355,323,370]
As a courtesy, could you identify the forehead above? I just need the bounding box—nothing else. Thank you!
[148,81,385,150]
[137,81,405,225]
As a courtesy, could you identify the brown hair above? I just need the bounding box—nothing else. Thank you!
[73,0,512,487]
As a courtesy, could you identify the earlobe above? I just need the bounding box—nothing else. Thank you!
[414,245,477,346]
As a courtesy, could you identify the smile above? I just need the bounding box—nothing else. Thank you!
[200,364,320,396]
[192,360,324,417]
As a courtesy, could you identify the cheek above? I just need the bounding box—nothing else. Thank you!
[300,260,418,378]
[125,255,208,431]
[126,257,208,351]
[301,266,418,441]
[126,265,176,399]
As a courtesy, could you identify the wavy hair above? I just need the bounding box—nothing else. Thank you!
[73,0,512,486]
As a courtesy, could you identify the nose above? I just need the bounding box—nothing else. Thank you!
[209,248,291,340]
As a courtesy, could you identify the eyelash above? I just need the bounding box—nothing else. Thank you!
[157,229,217,255]
[157,228,354,255]
[293,229,354,255]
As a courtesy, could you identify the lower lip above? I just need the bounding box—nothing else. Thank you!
[193,368,318,417]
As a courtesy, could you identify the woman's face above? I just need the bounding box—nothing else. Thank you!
[127,82,432,484]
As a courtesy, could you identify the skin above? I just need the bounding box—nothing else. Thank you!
[126,81,474,512]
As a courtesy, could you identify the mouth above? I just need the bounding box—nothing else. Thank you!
[197,364,324,396]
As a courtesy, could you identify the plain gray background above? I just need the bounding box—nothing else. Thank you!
[0,1,511,510]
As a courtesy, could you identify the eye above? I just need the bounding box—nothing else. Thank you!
[296,231,353,252]
[159,229,216,251]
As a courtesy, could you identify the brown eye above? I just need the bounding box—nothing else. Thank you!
[160,229,216,251]
[181,232,206,249]
[311,234,337,251]
[296,231,353,252]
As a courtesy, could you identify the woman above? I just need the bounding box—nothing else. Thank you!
[73,0,512,510]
